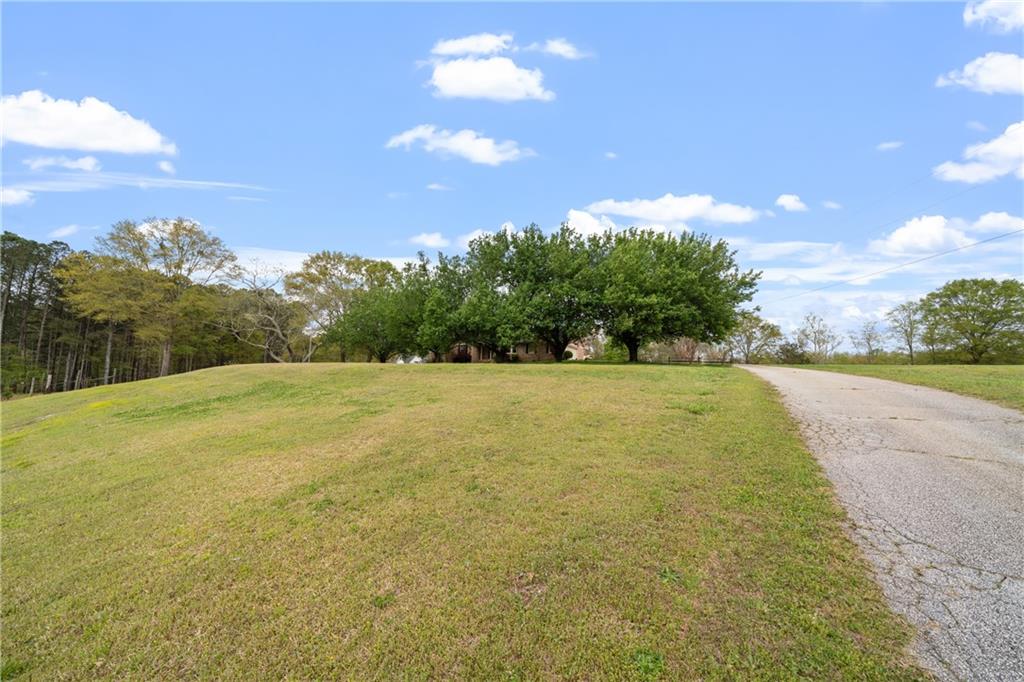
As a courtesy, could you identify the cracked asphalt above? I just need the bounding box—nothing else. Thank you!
[743,366,1024,681]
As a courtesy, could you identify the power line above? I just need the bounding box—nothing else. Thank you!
[762,227,1024,304]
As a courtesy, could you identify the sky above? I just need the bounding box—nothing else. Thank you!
[2,1,1022,337]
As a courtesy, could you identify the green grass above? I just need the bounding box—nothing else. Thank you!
[1,364,924,679]
[805,364,1024,411]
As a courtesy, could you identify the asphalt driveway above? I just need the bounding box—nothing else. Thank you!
[743,366,1024,681]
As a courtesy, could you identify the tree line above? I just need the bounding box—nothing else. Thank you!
[728,278,1024,365]
[1,219,759,395]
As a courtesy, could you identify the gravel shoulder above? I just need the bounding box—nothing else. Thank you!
[743,365,1024,681]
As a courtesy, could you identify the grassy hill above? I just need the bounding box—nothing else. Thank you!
[1,364,924,680]
[803,364,1024,411]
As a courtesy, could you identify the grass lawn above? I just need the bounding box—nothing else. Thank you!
[804,364,1024,411]
[1,364,924,680]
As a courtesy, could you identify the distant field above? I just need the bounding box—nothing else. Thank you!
[806,364,1024,411]
[1,364,923,679]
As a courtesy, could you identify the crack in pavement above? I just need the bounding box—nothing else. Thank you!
[742,366,1024,681]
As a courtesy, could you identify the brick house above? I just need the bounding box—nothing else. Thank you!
[444,340,592,362]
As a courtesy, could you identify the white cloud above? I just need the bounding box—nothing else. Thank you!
[728,236,841,264]
[936,52,1024,95]
[604,151,618,160]
[386,124,534,166]
[969,211,1024,233]
[823,200,843,210]
[933,121,1024,183]
[457,228,490,249]
[526,38,588,60]
[429,57,554,102]
[775,194,808,212]
[584,192,760,226]
[1,90,177,155]
[426,182,452,191]
[868,215,972,256]
[233,246,310,274]
[0,188,34,206]
[431,33,513,56]
[157,160,176,175]
[964,0,1024,32]
[48,224,82,239]
[23,155,100,172]
[4,172,266,205]
[409,232,450,248]
[876,140,903,151]
[565,209,617,236]
[967,120,988,132]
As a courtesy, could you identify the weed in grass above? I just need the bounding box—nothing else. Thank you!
[686,401,714,415]
[631,648,666,679]
[372,593,396,609]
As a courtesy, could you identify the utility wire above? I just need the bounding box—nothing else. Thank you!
[762,227,1024,304]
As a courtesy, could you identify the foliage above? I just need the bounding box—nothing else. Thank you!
[848,320,884,363]
[795,313,841,363]
[919,278,1024,364]
[886,302,921,365]
[598,229,759,362]
[729,311,783,363]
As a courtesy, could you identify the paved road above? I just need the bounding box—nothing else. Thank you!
[743,366,1024,681]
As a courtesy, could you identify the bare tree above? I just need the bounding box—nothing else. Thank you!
[218,266,319,362]
[886,301,920,364]
[849,320,884,362]
[796,313,841,363]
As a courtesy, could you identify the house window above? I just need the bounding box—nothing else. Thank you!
[524,343,531,354]
[481,347,491,360]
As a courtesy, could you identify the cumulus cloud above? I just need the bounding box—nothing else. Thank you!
[157,160,176,175]
[431,32,513,56]
[23,155,100,172]
[964,0,1024,32]
[429,57,555,102]
[409,232,450,248]
[426,182,452,191]
[822,200,842,210]
[604,151,617,160]
[1,188,34,206]
[457,228,490,249]
[566,209,617,236]
[386,124,534,166]
[775,194,808,212]
[969,211,1024,233]
[1,90,177,155]
[876,140,903,151]
[936,52,1024,95]
[526,38,588,59]
[868,215,972,255]
[584,192,760,227]
[933,121,1024,183]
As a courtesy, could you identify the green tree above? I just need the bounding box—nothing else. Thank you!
[598,229,758,362]
[886,301,921,364]
[728,311,782,363]
[499,224,604,361]
[55,253,156,384]
[919,278,1024,363]
[284,251,397,360]
[98,218,236,375]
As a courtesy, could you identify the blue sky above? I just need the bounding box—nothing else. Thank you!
[2,2,1022,334]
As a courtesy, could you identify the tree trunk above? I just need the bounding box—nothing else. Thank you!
[34,299,50,364]
[551,339,569,362]
[159,340,172,377]
[626,339,640,363]
[908,342,914,365]
[103,322,114,385]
